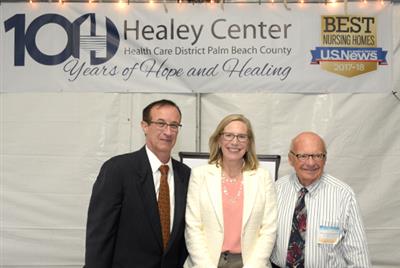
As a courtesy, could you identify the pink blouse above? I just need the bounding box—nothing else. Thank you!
[221,179,244,253]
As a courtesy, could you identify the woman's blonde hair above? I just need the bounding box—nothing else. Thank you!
[208,114,259,171]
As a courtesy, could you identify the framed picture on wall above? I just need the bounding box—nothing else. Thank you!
[179,152,281,180]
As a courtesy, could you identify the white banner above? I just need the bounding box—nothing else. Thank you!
[0,2,393,93]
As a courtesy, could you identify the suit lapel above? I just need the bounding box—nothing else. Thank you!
[135,148,163,249]
[167,161,185,250]
[206,165,224,229]
[242,170,258,230]
[204,166,259,231]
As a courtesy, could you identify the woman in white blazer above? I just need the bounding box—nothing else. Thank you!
[185,114,277,268]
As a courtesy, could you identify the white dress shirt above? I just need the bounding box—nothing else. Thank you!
[146,146,174,232]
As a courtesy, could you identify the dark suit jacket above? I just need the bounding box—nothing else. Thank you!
[85,146,191,268]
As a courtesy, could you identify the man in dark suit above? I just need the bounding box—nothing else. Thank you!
[84,99,191,268]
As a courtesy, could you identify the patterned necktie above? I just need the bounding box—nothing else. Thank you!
[286,187,308,268]
[158,165,170,250]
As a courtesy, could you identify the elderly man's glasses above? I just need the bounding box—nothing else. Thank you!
[290,151,326,161]
[221,132,248,143]
[148,120,182,132]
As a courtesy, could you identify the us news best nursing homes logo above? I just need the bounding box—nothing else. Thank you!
[310,15,387,77]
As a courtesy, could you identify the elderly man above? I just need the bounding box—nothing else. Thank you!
[270,131,371,268]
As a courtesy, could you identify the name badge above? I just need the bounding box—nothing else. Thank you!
[318,225,340,245]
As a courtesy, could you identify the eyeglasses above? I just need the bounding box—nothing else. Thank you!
[148,120,182,132]
[290,151,326,161]
[221,132,248,143]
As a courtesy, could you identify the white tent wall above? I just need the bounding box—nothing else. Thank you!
[1,93,126,266]
[1,4,400,268]
[2,92,400,268]
[395,4,400,89]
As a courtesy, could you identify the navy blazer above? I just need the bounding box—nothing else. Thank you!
[85,146,191,268]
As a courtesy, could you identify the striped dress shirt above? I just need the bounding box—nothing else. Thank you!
[270,173,371,268]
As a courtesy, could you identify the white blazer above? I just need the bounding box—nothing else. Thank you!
[184,164,277,268]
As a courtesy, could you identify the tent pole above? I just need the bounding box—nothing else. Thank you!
[195,93,201,152]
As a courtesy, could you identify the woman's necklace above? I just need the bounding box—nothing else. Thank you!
[221,171,243,203]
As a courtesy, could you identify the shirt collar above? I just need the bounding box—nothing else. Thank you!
[145,146,172,174]
[290,173,324,196]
